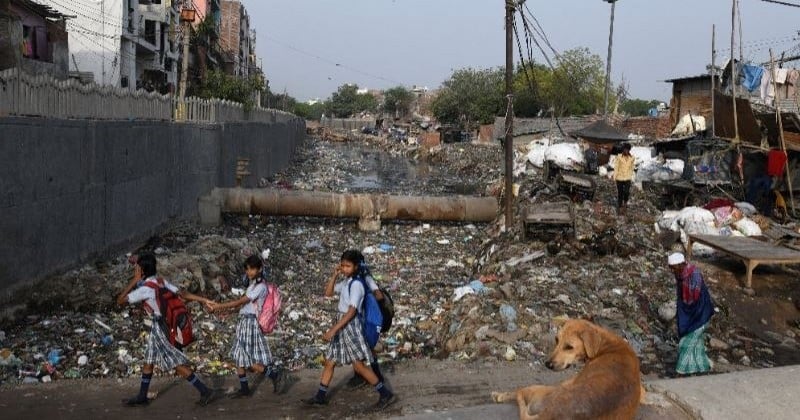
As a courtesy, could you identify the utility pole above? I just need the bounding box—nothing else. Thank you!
[603,0,617,119]
[178,1,195,118]
[711,25,716,138]
[731,0,740,142]
[504,0,514,227]
[101,0,105,85]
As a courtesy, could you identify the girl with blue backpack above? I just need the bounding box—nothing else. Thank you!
[207,254,289,398]
[347,260,390,389]
[303,250,396,410]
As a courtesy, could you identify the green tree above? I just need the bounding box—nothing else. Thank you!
[431,67,505,127]
[542,47,608,116]
[293,102,326,120]
[263,88,298,112]
[514,63,551,118]
[325,84,377,117]
[194,70,264,109]
[620,99,662,117]
[383,86,415,118]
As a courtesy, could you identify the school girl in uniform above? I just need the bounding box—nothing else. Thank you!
[208,255,289,397]
[115,252,215,407]
[346,258,388,388]
[303,250,396,409]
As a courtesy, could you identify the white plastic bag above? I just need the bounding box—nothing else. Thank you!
[544,142,584,170]
[734,202,757,216]
[526,138,551,168]
[733,218,763,236]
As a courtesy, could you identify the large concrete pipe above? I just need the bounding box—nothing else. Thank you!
[199,188,498,228]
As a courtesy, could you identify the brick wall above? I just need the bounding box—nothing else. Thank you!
[478,124,494,143]
[621,115,672,139]
[419,132,441,148]
[219,1,241,58]
[670,93,712,132]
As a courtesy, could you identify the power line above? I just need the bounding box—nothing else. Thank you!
[760,0,800,7]
[261,32,404,86]
[41,0,125,29]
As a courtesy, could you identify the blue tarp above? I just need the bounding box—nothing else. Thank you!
[742,65,764,92]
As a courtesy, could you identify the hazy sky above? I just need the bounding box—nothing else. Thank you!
[247,0,800,102]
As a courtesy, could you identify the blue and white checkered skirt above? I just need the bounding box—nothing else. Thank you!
[143,317,189,371]
[231,315,273,368]
[325,315,372,366]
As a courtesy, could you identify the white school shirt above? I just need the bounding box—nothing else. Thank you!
[240,281,268,316]
[127,276,180,317]
[364,275,380,292]
[334,277,365,314]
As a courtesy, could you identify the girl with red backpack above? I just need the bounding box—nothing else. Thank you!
[115,252,215,407]
[207,254,289,398]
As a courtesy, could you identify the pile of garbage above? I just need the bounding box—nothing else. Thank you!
[656,202,763,256]
[434,177,683,373]
[522,139,686,184]
[435,166,799,375]
[2,133,797,387]
[0,135,498,385]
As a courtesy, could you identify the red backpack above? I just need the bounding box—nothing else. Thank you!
[257,283,282,334]
[145,278,194,349]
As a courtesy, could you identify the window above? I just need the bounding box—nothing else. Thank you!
[22,25,36,59]
[144,20,156,45]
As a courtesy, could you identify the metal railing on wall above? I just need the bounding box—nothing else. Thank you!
[0,68,297,124]
[0,68,173,120]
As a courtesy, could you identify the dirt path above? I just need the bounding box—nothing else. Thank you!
[0,359,691,419]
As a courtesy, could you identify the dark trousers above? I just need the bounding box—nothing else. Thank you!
[616,181,631,209]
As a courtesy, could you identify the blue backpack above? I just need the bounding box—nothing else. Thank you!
[349,276,383,348]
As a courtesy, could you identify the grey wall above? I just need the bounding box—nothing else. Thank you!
[0,117,305,289]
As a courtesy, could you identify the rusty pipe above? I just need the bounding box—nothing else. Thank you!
[214,188,498,222]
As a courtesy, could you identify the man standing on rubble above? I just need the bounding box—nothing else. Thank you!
[613,143,635,216]
[667,252,715,376]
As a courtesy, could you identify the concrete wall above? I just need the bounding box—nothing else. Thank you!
[320,117,375,131]
[0,117,305,289]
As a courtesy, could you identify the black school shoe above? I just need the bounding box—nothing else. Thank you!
[196,390,215,407]
[270,366,286,393]
[375,393,397,410]
[122,396,149,407]
[302,395,329,406]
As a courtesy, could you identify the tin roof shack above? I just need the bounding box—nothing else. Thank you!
[571,120,631,165]
[0,0,69,79]
[665,74,713,132]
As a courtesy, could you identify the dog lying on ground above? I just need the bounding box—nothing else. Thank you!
[491,319,645,420]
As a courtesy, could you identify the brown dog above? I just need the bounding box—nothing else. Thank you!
[491,319,644,420]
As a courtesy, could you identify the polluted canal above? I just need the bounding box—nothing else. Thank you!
[1,134,799,419]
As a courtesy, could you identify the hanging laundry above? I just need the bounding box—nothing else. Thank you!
[787,69,800,99]
[767,149,788,177]
[775,68,789,84]
[760,70,774,105]
[741,65,764,92]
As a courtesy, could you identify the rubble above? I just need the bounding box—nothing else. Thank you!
[1,131,797,387]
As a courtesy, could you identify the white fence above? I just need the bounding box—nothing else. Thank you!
[0,68,296,124]
[180,97,296,124]
[0,68,173,120]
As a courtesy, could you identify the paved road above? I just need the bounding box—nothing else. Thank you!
[2,362,798,419]
[393,366,800,420]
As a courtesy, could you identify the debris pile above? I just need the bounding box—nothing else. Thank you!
[2,132,798,387]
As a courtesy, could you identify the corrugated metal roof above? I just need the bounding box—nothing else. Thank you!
[663,74,712,83]
[493,116,599,139]
[570,120,631,142]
